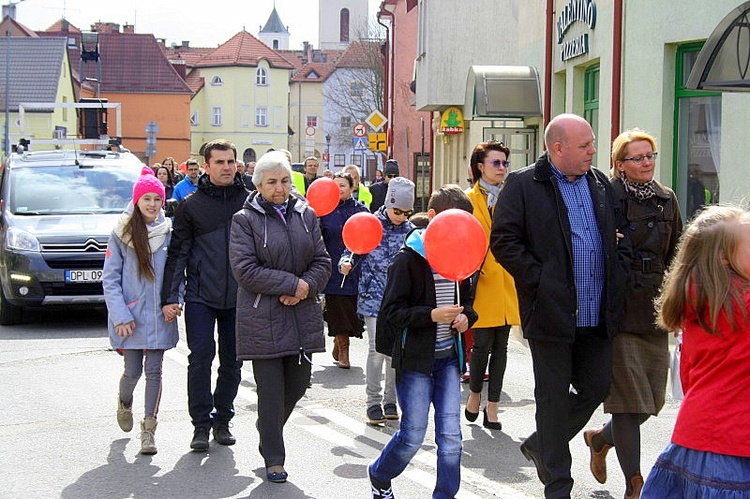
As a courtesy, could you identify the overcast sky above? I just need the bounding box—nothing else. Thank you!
[15,0,380,49]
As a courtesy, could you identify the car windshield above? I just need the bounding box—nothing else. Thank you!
[9,165,140,215]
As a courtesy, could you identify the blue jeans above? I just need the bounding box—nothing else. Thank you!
[370,355,462,499]
[185,302,242,429]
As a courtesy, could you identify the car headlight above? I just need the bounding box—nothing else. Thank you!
[5,227,41,252]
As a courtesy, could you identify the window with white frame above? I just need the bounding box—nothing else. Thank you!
[306,115,318,128]
[256,107,268,127]
[352,154,363,167]
[190,111,199,126]
[256,67,268,86]
[210,75,223,86]
[212,107,222,126]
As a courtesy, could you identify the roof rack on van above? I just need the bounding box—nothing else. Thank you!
[15,137,129,154]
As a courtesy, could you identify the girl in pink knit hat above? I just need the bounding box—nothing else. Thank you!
[102,167,178,455]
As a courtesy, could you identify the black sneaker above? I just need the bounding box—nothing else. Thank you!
[369,466,394,499]
[383,403,399,420]
[190,427,210,452]
[213,423,236,446]
[367,405,386,425]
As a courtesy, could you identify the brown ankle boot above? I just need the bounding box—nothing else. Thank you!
[332,336,339,361]
[624,472,643,499]
[336,334,350,369]
[583,428,612,484]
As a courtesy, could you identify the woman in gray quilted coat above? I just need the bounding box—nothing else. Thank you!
[229,151,331,484]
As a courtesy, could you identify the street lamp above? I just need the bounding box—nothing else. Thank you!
[3,0,25,156]
[325,133,331,169]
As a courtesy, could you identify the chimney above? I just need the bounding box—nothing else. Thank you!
[181,41,190,48]
[302,41,309,64]
[171,59,187,79]
[123,23,135,34]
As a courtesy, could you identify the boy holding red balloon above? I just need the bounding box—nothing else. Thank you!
[368,185,480,499]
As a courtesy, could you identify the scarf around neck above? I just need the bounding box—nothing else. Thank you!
[478,178,502,210]
[620,174,657,201]
[114,210,171,253]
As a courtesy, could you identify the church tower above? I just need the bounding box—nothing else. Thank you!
[259,4,290,50]
[318,0,368,50]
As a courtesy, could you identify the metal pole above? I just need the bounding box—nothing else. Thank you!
[4,17,10,156]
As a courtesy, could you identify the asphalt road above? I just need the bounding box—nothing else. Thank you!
[0,307,681,498]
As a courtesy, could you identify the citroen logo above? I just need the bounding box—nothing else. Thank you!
[83,239,104,252]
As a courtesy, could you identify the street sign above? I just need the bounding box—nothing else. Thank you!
[353,123,367,137]
[365,110,387,132]
[353,136,368,151]
[305,126,316,136]
[368,133,387,152]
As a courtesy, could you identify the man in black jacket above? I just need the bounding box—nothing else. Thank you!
[369,159,399,213]
[161,139,249,452]
[491,114,630,498]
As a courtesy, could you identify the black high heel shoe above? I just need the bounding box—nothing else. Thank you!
[465,392,480,422]
[483,408,502,431]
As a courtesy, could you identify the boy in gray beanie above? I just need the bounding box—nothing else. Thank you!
[340,176,415,425]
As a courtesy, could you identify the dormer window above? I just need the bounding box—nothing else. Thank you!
[210,75,223,86]
[256,67,268,86]
[307,71,319,79]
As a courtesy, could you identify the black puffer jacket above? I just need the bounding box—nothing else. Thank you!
[161,174,248,309]
[230,191,331,360]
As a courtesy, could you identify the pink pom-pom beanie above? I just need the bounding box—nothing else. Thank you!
[132,166,166,206]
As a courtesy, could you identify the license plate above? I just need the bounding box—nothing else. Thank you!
[65,270,103,283]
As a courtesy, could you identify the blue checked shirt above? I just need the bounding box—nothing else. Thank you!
[549,163,605,327]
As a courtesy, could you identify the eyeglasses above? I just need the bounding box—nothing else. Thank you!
[486,159,510,169]
[621,152,658,164]
[392,208,413,217]
[386,174,398,178]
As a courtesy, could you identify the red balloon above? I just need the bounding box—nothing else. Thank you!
[342,212,383,254]
[306,177,339,217]
[423,209,486,281]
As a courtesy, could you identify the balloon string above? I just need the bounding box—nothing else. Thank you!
[455,280,460,306]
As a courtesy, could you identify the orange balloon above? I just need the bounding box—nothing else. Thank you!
[423,209,486,281]
[306,177,339,217]
[342,212,383,254]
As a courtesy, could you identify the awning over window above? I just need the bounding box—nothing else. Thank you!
[464,65,542,119]
[687,1,750,92]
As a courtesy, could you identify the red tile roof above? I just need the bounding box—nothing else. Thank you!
[335,40,383,68]
[45,18,81,34]
[290,62,336,82]
[97,33,193,94]
[184,68,205,94]
[162,46,214,66]
[194,31,294,69]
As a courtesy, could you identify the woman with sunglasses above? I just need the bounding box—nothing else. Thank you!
[463,141,521,430]
[583,129,682,498]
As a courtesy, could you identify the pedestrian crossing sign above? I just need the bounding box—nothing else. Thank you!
[353,136,368,151]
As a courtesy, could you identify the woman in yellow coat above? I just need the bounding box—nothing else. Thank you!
[464,141,520,430]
